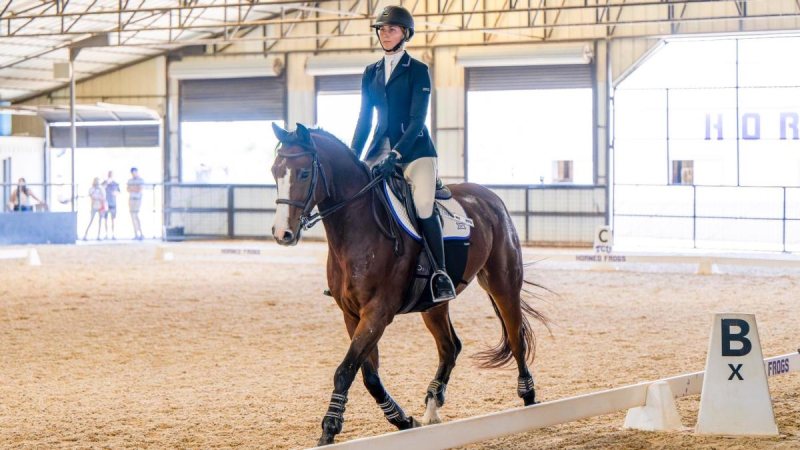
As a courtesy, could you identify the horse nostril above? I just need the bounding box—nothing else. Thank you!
[282,230,294,242]
[271,225,276,235]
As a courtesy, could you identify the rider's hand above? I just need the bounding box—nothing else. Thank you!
[378,150,401,178]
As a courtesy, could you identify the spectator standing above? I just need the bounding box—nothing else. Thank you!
[6,177,42,212]
[100,171,120,240]
[127,167,144,240]
[82,177,106,241]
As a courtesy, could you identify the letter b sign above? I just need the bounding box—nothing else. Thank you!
[721,318,752,356]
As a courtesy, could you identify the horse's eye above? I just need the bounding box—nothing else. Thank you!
[298,169,311,181]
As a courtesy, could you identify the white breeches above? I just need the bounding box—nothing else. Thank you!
[367,138,438,219]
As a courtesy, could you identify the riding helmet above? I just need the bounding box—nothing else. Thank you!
[372,5,415,41]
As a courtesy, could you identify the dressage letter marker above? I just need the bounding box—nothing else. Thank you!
[695,313,778,436]
[721,318,751,356]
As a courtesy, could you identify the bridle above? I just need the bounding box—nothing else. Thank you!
[275,142,385,231]
[275,144,331,230]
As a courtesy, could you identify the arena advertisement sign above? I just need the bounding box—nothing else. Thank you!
[704,111,800,141]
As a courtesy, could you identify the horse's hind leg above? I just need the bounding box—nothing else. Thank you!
[361,348,418,430]
[477,268,537,406]
[420,303,462,424]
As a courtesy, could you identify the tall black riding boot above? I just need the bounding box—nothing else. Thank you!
[419,215,457,302]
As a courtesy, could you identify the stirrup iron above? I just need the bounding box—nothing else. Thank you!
[431,270,456,302]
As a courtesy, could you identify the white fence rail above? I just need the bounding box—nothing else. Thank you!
[323,351,799,450]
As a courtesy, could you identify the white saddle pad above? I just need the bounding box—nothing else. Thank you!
[383,181,473,242]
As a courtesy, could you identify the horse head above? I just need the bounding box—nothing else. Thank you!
[270,123,332,245]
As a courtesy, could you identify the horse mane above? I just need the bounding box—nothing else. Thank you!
[308,127,349,150]
[309,128,356,161]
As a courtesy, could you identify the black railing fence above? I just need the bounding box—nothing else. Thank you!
[2,182,606,245]
[614,184,800,252]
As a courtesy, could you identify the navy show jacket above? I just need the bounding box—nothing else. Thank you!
[350,51,437,163]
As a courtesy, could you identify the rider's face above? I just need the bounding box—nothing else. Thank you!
[378,25,404,50]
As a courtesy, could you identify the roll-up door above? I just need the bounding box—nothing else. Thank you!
[316,74,361,93]
[467,64,592,91]
[50,125,160,148]
[180,76,286,122]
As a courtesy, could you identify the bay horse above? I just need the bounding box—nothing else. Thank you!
[270,123,546,446]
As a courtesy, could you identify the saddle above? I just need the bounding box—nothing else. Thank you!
[382,173,474,314]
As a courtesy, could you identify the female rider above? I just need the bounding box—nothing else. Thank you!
[350,5,456,302]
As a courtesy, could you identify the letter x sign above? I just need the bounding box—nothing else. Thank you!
[728,363,744,380]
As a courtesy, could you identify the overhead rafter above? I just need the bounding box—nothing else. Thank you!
[3,0,800,102]
[2,0,798,41]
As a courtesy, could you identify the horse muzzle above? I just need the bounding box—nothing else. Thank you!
[272,226,300,246]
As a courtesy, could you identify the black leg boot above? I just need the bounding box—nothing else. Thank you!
[419,215,457,302]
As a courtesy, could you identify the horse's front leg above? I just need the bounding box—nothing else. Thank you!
[318,308,390,446]
[361,347,419,431]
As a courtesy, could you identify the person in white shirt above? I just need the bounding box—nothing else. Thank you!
[82,177,106,240]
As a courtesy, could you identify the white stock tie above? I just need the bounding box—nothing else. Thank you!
[385,59,393,84]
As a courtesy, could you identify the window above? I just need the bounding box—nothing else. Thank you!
[180,77,285,184]
[48,145,162,239]
[316,75,368,147]
[671,160,694,185]
[614,35,800,251]
[616,37,800,188]
[466,65,594,185]
[181,121,282,184]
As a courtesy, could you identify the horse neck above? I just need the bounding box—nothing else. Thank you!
[316,145,381,251]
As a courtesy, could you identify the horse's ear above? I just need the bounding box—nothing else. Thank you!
[272,122,290,142]
[295,123,312,145]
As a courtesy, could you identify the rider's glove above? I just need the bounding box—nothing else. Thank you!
[378,150,401,178]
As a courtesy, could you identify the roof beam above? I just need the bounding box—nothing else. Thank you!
[63,0,99,33]
[607,0,627,36]
[318,0,363,49]
[545,0,567,40]
[6,1,793,41]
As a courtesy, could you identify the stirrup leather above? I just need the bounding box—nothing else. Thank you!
[431,270,456,302]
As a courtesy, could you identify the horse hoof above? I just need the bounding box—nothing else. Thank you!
[420,398,442,425]
[396,416,420,430]
[522,391,537,406]
[420,415,442,426]
[317,435,334,446]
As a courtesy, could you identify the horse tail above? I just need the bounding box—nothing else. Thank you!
[457,183,551,369]
[473,277,550,369]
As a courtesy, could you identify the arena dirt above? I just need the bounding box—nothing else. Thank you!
[1,242,798,449]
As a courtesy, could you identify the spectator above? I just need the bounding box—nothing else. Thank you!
[6,177,42,212]
[100,171,120,240]
[127,167,144,240]
[82,177,106,241]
